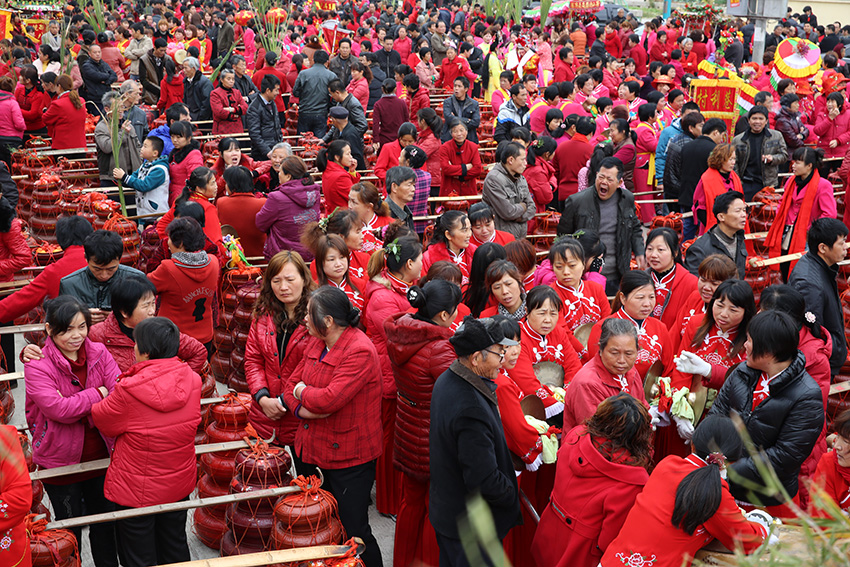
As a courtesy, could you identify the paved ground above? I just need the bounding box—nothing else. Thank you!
[9,334,397,565]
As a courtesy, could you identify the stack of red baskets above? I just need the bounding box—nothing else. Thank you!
[228,281,261,393]
[28,514,80,567]
[272,475,346,550]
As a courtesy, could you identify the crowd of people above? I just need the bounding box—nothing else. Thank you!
[3,2,850,567]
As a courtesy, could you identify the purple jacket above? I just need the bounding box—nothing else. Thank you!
[255,177,321,261]
[25,338,121,469]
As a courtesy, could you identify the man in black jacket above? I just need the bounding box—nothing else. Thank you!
[558,156,645,294]
[678,118,727,240]
[245,75,283,160]
[430,316,521,566]
[789,218,849,375]
[80,44,117,115]
[138,38,170,105]
[182,56,213,121]
[328,79,368,137]
[374,35,402,80]
[708,311,824,507]
[684,191,747,278]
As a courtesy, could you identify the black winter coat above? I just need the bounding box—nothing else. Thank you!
[557,187,645,281]
[708,352,824,506]
[684,226,746,278]
[429,361,521,540]
[678,135,716,211]
[183,73,213,121]
[245,96,282,160]
[789,252,848,374]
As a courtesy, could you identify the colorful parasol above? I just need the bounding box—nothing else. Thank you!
[569,0,602,13]
[773,38,821,79]
[234,10,254,26]
[265,7,287,25]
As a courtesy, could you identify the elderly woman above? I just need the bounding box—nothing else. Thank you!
[681,37,698,76]
[267,142,293,190]
[439,119,482,196]
[562,318,647,431]
[210,68,248,135]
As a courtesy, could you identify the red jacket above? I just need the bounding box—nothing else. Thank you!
[649,40,669,63]
[156,194,224,254]
[384,313,454,481]
[525,158,556,213]
[147,252,220,343]
[553,134,594,200]
[561,353,646,432]
[553,58,576,83]
[43,92,87,150]
[14,83,49,131]
[92,358,201,508]
[654,264,698,332]
[439,139,482,196]
[813,108,850,158]
[212,154,272,200]
[346,77,370,111]
[604,31,623,59]
[88,312,207,374]
[245,316,311,444]
[158,73,185,111]
[418,127,442,187]
[0,424,31,567]
[167,146,205,204]
[252,67,288,111]
[393,36,412,64]
[374,139,403,186]
[811,450,850,517]
[408,86,430,123]
[630,44,649,75]
[532,426,649,567]
[210,86,248,135]
[421,241,477,287]
[364,273,412,399]
[322,161,361,214]
[601,454,766,567]
[470,229,514,248]
[282,326,383,469]
[798,325,833,506]
[436,56,476,90]
[0,245,85,323]
[0,218,33,283]
[216,193,267,258]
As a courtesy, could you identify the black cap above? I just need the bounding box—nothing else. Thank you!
[450,316,518,358]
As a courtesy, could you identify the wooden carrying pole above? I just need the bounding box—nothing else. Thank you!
[45,486,299,530]
[158,539,365,567]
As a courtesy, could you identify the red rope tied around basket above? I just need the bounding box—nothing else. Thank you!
[242,423,268,455]
[26,513,80,567]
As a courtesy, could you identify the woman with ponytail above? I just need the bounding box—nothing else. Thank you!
[384,280,461,567]
[305,209,371,285]
[155,166,223,254]
[281,286,383,567]
[601,416,770,567]
[167,120,205,205]
[15,65,50,139]
[416,107,443,196]
[317,139,361,214]
[363,225,424,518]
[760,284,831,509]
[533,393,653,567]
[43,74,87,150]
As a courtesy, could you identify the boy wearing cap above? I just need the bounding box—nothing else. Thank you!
[429,316,522,566]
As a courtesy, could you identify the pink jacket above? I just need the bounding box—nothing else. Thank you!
[814,109,850,158]
[0,91,24,138]
[168,145,205,205]
[346,77,370,111]
[24,338,120,469]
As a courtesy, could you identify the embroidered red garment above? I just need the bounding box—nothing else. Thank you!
[670,317,745,391]
[586,310,674,380]
[552,279,611,332]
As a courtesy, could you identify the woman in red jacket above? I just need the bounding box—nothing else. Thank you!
[15,66,50,138]
[167,120,205,205]
[0,423,31,567]
[0,199,33,283]
[43,74,87,150]
[533,393,653,567]
[363,229,423,518]
[586,270,674,381]
[245,250,315,445]
[525,137,557,213]
[601,416,769,567]
[347,61,371,111]
[416,108,443,196]
[384,280,461,567]
[210,68,248,135]
[645,227,698,332]
[813,92,850,159]
[374,122,418,187]
[318,140,361,214]
[673,254,739,341]
[148,217,221,351]
[211,137,272,200]
[468,202,516,248]
[421,210,477,287]
[304,233,365,310]
[281,286,383,567]
[439,119,482,196]
[548,238,611,333]
[348,181,394,253]
[479,260,526,319]
[157,58,184,111]
[760,285,832,510]
[306,209,371,285]
[156,166,224,254]
[92,317,201,566]
[811,409,850,518]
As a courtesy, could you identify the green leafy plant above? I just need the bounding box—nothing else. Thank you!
[82,0,107,33]
[99,93,130,216]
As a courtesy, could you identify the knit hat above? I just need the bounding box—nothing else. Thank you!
[450,316,518,358]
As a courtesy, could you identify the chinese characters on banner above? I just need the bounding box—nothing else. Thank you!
[0,10,12,39]
[23,18,47,42]
[314,0,337,10]
[690,79,742,143]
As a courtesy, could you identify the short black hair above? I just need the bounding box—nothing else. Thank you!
[598,156,624,178]
[84,230,124,265]
[165,102,189,124]
[468,201,495,224]
[454,75,470,89]
[386,166,416,193]
[526,284,563,313]
[498,141,525,164]
[167,217,206,252]
[807,217,849,252]
[260,74,280,93]
[45,295,92,337]
[111,274,157,324]
[747,310,799,363]
[313,49,329,65]
[328,78,344,93]
[134,316,180,359]
[174,200,206,227]
[702,117,727,136]
[56,216,94,249]
[144,135,164,156]
[747,104,769,119]
[713,190,744,217]
[575,115,596,136]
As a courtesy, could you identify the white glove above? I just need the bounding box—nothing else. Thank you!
[672,414,694,444]
[746,510,778,544]
[675,351,712,378]
[648,406,671,427]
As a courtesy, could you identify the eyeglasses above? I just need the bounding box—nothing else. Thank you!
[483,348,506,362]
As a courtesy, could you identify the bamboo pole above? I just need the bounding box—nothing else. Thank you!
[744,232,768,240]
[829,382,850,396]
[31,440,254,481]
[158,539,365,567]
[0,323,45,335]
[749,252,803,267]
[428,194,484,203]
[0,372,24,382]
[45,486,299,530]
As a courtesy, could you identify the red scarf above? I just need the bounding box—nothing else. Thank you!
[765,171,821,272]
[701,168,743,230]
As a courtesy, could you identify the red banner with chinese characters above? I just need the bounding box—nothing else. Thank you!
[314,0,337,10]
[23,18,47,42]
[0,10,12,40]
[690,79,741,142]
